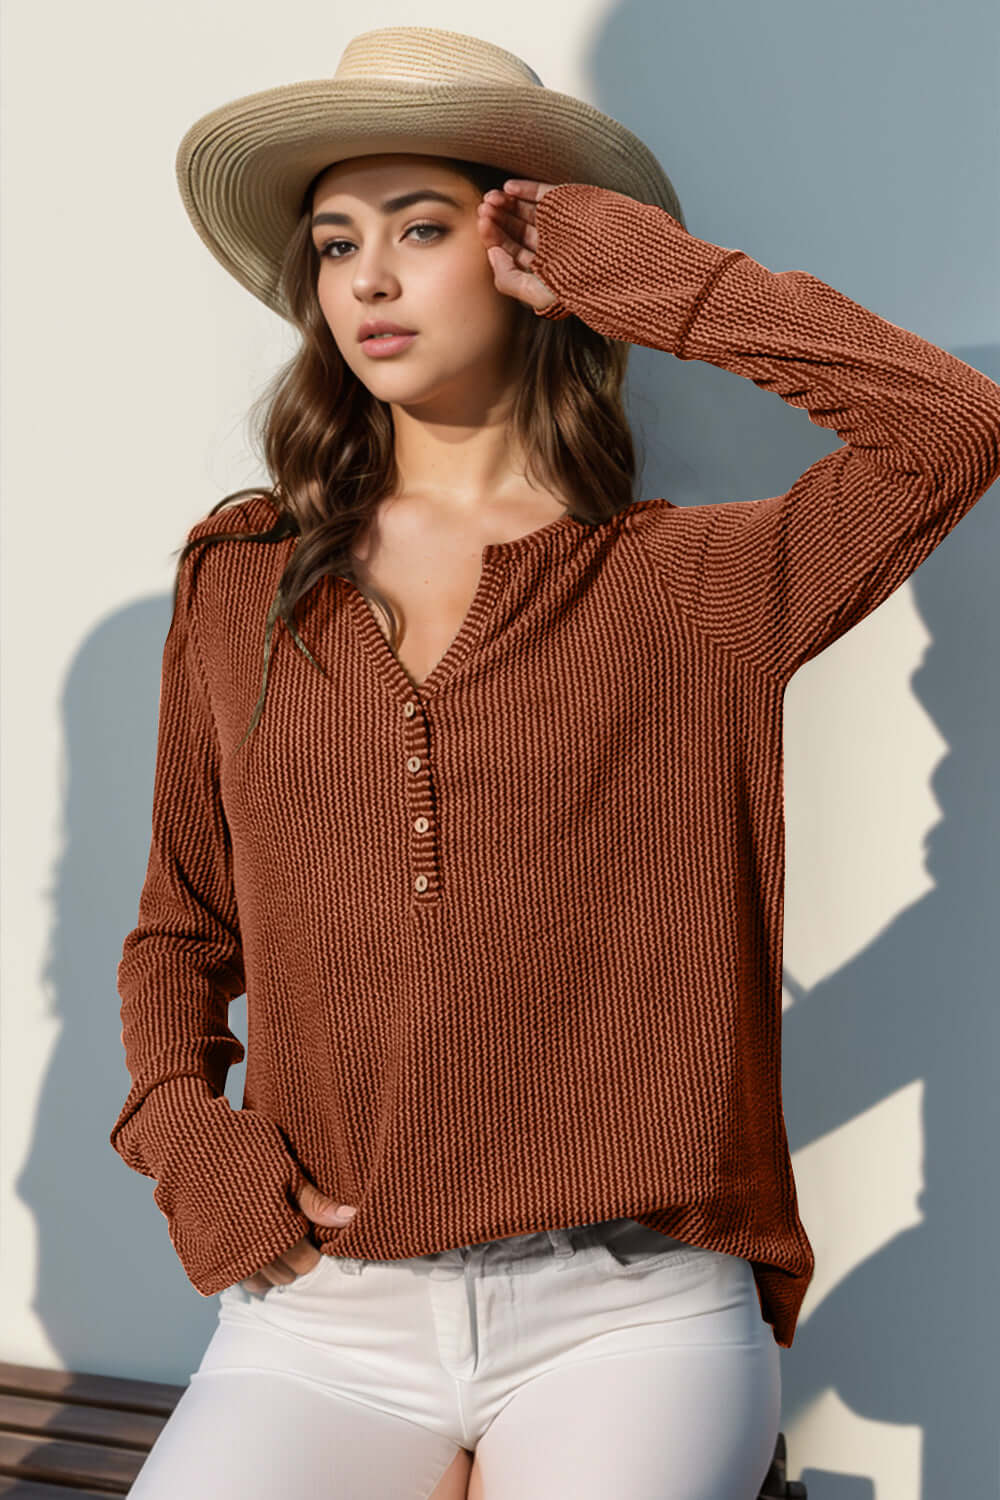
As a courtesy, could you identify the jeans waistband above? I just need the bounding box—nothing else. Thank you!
[336,1220,624,1275]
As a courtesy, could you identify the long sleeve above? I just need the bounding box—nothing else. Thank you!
[110,537,311,1293]
[532,183,1000,680]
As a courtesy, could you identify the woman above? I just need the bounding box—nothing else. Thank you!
[111,25,1000,1500]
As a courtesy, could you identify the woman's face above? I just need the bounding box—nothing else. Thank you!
[309,153,525,408]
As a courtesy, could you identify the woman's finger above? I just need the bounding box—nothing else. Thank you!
[477,189,561,315]
[482,187,537,228]
[480,197,538,257]
[292,1172,356,1227]
[251,1255,296,1287]
[501,179,559,203]
[485,243,559,314]
[481,218,535,271]
[242,1242,320,1294]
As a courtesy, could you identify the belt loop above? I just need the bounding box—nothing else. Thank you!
[545,1227,576,1259]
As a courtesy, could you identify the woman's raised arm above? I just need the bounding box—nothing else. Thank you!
[518,181,1000,680]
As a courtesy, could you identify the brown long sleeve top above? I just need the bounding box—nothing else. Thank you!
[110,182,1000,1348]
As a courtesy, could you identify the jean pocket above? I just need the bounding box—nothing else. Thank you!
[592,1218,713,1274]
[242,1250,330,1299]
[282,1250,330,1291]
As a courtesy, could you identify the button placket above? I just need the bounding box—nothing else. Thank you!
[402,698,440,904]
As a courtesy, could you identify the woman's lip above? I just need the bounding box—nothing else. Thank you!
[360,333,418,357]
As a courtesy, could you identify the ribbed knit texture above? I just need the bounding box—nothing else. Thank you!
[110,182,1000,1348]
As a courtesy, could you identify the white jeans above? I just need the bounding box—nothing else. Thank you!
[128,1216,781,1499]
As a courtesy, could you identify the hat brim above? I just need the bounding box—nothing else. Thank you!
[175,78,685,321]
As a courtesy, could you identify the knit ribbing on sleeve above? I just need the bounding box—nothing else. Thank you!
[531,182,1000,679]
[109,537,312,1294]
[531,183,742,337]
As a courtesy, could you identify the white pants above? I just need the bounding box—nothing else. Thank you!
[128,1216,781,1499]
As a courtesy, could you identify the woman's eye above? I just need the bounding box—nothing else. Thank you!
[317,223,445,259]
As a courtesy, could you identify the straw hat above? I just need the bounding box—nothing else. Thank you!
[175,25,686,322]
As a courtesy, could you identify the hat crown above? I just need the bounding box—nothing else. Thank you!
[334,26,544,89]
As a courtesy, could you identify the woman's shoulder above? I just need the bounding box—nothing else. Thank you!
[179,492,296,635]
[623,494,713,558]
[182,492,294,584]
[185,491,286,548]
[617,496,719,626]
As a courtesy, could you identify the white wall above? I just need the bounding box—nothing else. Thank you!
[3,1,998,1495]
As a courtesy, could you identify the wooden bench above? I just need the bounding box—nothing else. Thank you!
[0,1362,184,1497]
[0,1360,807,1495]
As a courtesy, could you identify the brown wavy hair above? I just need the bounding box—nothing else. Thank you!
[172,155,644,748]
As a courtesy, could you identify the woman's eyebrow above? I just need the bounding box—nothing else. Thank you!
[312,189,463,228]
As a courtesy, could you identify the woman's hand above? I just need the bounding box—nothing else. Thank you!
[477,180,562,314]
[241,1174,357,1294]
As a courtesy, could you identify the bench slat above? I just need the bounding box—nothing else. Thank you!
[0,1393,166,1451]
[0,1365,182,1418]
[0,1431,142,1492]
[0,1479,125,1498]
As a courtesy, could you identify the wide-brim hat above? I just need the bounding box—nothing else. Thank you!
[175,25,687,323]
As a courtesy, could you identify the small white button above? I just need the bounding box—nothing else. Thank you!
[415,874,428,892]
[404,702,416,718]
[407,755,421,773]
[415,816,429,833]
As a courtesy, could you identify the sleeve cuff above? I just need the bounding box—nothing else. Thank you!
[533,293,573,321]
[113,1075,313,1295]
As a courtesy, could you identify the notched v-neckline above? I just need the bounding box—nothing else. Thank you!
[345,556,500,698]
[343,509,584,700]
